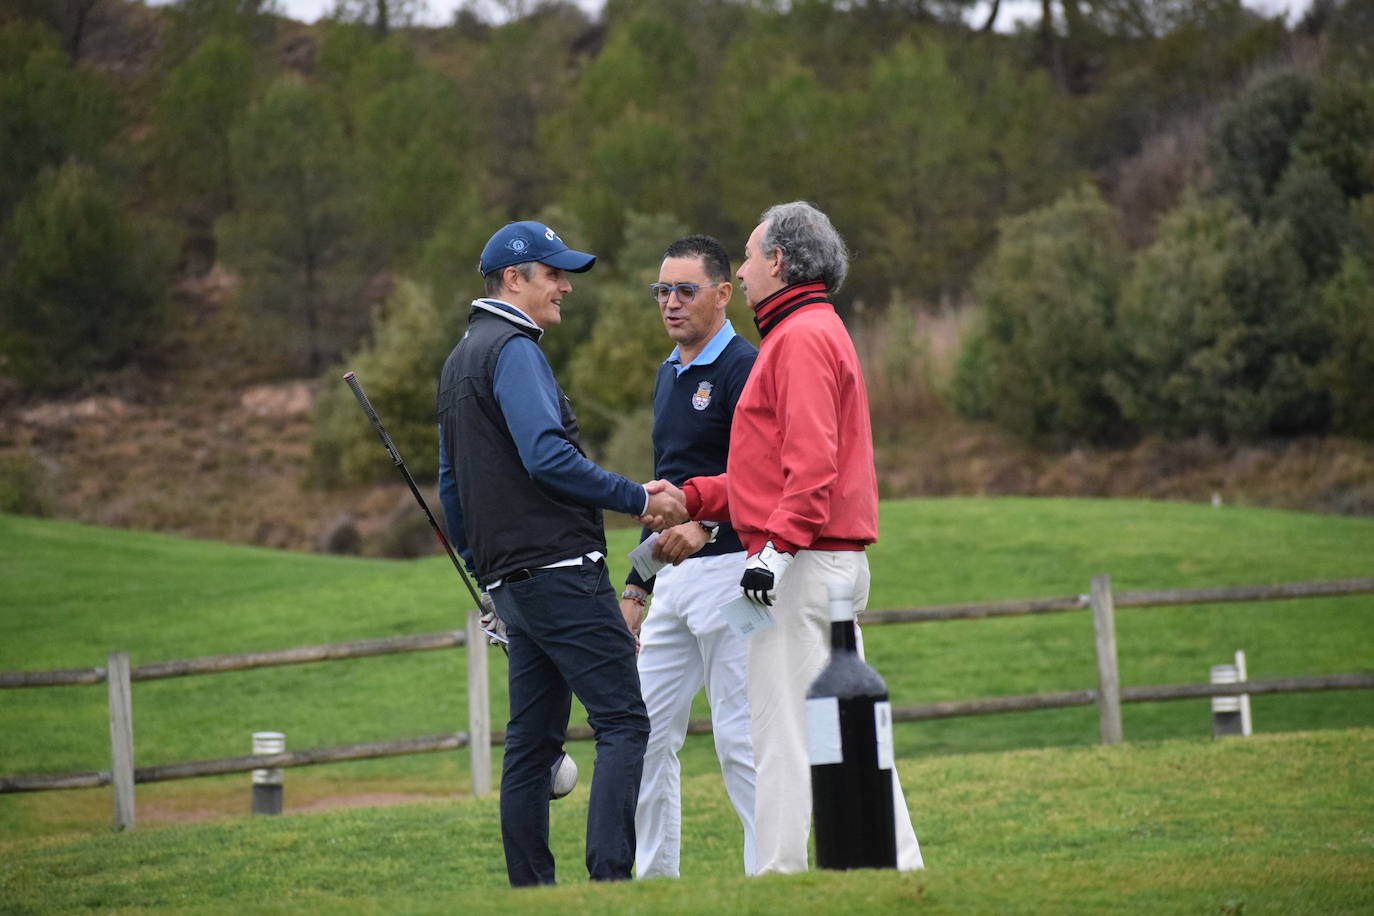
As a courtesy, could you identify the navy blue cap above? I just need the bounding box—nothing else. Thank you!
[478,221,597,276]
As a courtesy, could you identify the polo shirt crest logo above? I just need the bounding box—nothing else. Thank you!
[691,380,714,411]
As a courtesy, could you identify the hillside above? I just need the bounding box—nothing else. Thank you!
[3,0,1372,555]
[4,319,1374,556]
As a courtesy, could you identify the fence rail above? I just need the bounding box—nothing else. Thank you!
[9,670,1370,796]
[3,576,1371,827]
[0,631,467,689]
[888,672,1374,722]
[0,733,477,793]
[861,578,1374,626]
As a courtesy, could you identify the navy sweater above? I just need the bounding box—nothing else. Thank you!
[627,325,758,593]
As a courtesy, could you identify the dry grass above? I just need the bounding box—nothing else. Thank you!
[852,301,972,436]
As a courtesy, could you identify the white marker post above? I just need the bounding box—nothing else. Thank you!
[1210,651,1252,738]
[251,731,285,814]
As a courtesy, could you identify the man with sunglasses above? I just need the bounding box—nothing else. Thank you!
[678,202,924,875]
[437,220,688,887]
[619,235,759,879]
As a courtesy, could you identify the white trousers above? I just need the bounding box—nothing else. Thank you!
[748,549,924,875]
[635,553,757,878]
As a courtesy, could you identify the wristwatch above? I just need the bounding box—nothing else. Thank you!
[698,521,720,543]
[620,587,648,606]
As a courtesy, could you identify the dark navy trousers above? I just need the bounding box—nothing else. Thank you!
[490,557,649,887]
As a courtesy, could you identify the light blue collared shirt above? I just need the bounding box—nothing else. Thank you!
[665,319,738,376]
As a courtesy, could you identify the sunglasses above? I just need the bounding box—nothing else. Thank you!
[649,282,721,304]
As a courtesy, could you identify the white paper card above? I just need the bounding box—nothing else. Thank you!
[627,532,667,581]
[807,696,843,765]
[874,701,894,770]
[719,594,775,639]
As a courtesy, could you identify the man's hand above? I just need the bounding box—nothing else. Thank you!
[652,521,711,566]
[619,589,647,653]
[478,591,509,652]
[639,479,688,530]
[740,540,795,606]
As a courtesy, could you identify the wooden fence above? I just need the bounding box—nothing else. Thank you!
[3,576,1372,830]
[0,611,493,830]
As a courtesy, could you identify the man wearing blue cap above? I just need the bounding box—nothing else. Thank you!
[437,220,688,887]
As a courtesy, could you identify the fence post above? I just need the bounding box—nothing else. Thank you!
[466,608,491,797]
[107,651,135,831]
[1090,576,1123,745]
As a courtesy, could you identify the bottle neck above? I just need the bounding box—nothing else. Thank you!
[829,618,858,653]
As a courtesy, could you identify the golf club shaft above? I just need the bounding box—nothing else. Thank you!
[343,371,484,610]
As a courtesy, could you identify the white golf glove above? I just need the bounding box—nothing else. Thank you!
[740,540,795,606]
[478,591,508,651]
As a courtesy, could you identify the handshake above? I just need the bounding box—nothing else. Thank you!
[634,484,795,607]
[637,479,688,531]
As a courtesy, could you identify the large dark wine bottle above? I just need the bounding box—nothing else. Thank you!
[806,582,897,870]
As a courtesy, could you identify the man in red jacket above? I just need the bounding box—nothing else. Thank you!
[677,201,923,874]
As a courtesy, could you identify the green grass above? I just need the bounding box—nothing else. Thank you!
[1,729,1370,913]
[1,497,1372,908]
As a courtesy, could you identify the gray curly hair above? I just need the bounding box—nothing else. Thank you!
[759,201,849,293]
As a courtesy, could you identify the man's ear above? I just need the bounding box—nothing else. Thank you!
[768,248,784,279]
[716,281,733,308]
[502,265,522,294]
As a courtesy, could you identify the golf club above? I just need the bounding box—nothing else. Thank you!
[343,371,497,636]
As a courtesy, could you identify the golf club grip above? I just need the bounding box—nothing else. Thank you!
[343,372,403,466]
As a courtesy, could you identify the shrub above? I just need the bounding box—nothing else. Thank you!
[311,279,449,487]
[1325,0,1374,80]
[0,21,122,218]
[565,211,688,450]
[218,75,369,376]
[949,312,993,421]
[149,33,255,223]
[1292,76,1374,201]
[0,161,172,393]
[952,185,1130,445]
[1267,156,1354,281]
[1314,249,1374,438]
[414,188,504,339]
[0,453,57,516]
[1106,192,1326,440]
[1207,70,1315,221]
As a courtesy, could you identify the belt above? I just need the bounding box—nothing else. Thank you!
[505,555,604,583]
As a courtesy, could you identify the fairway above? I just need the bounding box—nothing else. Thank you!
[1,498,1372,911]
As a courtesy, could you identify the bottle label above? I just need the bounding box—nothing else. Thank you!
[874,701,894,770]
[806,696,843,765]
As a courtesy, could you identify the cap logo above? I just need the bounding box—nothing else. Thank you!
[545,228,558,241]
[507,238,528,253]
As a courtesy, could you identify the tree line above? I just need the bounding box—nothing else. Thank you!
[1,0,1371,487]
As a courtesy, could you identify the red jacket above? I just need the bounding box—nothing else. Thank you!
[683,282,877,555]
